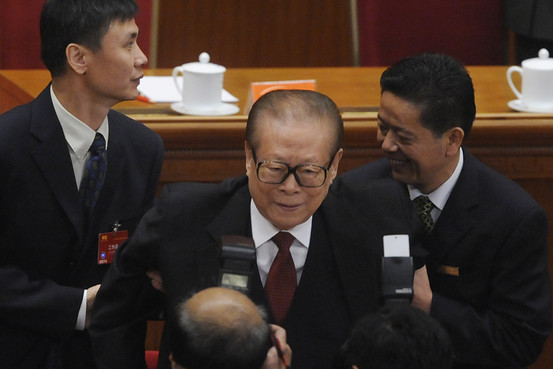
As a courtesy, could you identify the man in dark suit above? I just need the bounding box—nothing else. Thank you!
[0,1,163,368]
[342,53,552,368]
[90,90,422,369]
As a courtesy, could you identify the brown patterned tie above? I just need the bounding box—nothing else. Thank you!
[265,232,297,325]
[413,195,435,235]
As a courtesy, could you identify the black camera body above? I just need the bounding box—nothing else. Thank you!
[381,235,414,307]
[218,235,256,296]
[382,256,414,307]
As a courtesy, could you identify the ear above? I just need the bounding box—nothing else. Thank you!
[328,148,343,182]
[66,43,89,75]
[244,141,254,175]
[445,127,464,157]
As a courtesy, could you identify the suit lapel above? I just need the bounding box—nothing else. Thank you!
[205,182,252,242]
[30,87,84,238]
[429,150,478,259]
[205,181,268,307]
[319,189,379,319]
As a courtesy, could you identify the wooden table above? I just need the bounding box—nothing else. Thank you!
[1,67,553,368]
[0,66,531,115]
[2,66,551,185]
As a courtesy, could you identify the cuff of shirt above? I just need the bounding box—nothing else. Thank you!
[75,289,87,331]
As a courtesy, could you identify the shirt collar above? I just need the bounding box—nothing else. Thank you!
[50,85,109,161]
[408,147,464,210]
[250,199,312,249]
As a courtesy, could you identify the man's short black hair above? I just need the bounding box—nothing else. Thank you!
[40,0,139,77]
[335,306,453,369]
[380,53,476,138]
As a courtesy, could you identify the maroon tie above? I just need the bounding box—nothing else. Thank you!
[265,232,297,325]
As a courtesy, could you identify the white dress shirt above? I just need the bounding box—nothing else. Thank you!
[250,200,311,286]
[51,85,109,190]
[408,147,464,223]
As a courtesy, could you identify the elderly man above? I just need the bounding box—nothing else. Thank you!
[91,90,421,369]
[342,53,552,368]
[169,287,288,369]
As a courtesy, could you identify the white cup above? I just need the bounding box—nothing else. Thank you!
[172,52,226,112]
[507,48,553,110]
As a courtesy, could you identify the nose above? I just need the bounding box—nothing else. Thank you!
[279,172,301,192]
[135,43,148,67]
[379,130,398,153]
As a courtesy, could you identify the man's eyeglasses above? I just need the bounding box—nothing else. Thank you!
[255,160,329,188]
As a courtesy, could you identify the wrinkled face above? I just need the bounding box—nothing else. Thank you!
[245,115,342,230]
[84,19,147,105]
[377,92,455,194]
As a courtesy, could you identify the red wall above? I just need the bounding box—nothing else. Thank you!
[0,0,152,69]
[357,0,506,66]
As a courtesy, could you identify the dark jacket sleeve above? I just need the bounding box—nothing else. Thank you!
[89,188,168,369]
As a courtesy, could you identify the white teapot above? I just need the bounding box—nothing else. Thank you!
[172,52,226,113]
[507,48,553,111]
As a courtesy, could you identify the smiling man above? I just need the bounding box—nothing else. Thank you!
[90,89,421,369]
[342,53,552,368]
[0,1,163,368]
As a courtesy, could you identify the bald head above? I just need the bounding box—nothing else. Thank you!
[170,287,271,369]
[185,287,265,328]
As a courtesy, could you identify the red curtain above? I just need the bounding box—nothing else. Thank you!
[0,0,152,69]
[357,0,506,66]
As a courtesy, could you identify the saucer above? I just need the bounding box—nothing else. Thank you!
[508,99,553,113]
[170,102,240,116]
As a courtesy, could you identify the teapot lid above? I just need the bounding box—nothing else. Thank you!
[522,48,553,70]
[181,52,226,74]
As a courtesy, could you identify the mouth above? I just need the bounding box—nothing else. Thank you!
[132,74,144,84]
[387,157,408,167]
[277,202,301,212]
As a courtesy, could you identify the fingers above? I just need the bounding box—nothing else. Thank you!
[147,269,165,293]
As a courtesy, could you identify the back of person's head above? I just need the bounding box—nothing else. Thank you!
[40,0,139,77]
[335,306,453,369]
[170,287,271,369]
[380,53,476,138]
[246,89,344,157]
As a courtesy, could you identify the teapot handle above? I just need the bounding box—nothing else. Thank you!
[172,66,185,96]
[506,66,523,100]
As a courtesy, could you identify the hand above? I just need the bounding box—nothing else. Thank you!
[147,269,165,293]
[262,324,292,369]
[85,284,101,328]
[411,265,433,313]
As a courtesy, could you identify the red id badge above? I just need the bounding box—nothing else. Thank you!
[98,230,128,264]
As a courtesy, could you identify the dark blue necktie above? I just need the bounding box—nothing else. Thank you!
[79,132,107,214]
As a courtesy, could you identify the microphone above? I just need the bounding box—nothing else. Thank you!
[218,235,256,296]
[381,235,414,307]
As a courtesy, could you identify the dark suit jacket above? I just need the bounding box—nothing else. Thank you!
[0,86,164,369]
[90,175,422,369]
[342,151,552,368]
[505,0,553,40]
